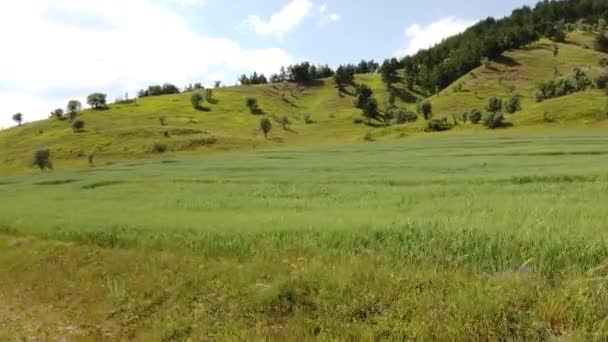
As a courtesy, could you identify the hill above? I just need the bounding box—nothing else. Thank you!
[0,31,607,174]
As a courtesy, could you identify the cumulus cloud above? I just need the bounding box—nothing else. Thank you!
[0,0,294,128]
[243,0,313,38]
[319,3,341,24]
[396,17,475,56]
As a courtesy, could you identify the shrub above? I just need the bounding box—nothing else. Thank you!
[280,116,290,130]
[395,110,418,124]
[33,149,53,171]
[72,119,85,132]
[152,142,168,154]
[205,89,213,102]
[159,116,167,126]
[595,73,608,90]
[363,131,374,141]
[426,118,453,132]
[595,32,608,53]
[12,113,23,126]
[600,58,608,68]
[260,118,272,138]
[486,96,503,113]
[417,100,432,120]
[191,91,205,109]
[303,113,313,124]
[246,97,260,114]
[468,109,483,124]
[353,117,364,124]
[50,108,64,120]
[573,68,592,91]
[87,93,107,110]
[67,100,82,117]
[482,112,505,129]
[543,112,557,123]
[504,95,522,114]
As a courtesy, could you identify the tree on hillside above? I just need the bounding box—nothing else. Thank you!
[260,117,272,139]
[12,113,23,126]
[505,94,522,114]
[596,32,608,53]
[334,65,355,93]
[191,91,205,109]
[417,100,432,120]
[50,108,64,120]
[354,84,380,124]
[246,97,261,114]
[67,100,82,121]
[72,119,85,133]
[33,149,52,172]
[380,58,401,89]
[214,80,222,88]
[552,44,559,57]
[486,97,503,113]
[87,93,107,110]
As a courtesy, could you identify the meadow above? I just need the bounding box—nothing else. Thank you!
[2,131,608,340]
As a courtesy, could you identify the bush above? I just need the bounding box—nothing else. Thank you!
[595,32,608,53]
[417,100,432,120]
[50,108,64,120]
[426,118,453,132]
[395,110,418,124]
[486,97,503,113]
[482,112,505,129]
[303,113,313,124]
[280,116,290,130]
[353,117,364,124]
[481,57,491,69]
[191,91,205,109]
[594,73,608,90]
[246,97,260,114]
[33,149,53,171]
[600,58,608,68]
[72,119,85,132]
[467,109,483,124]
[260,118,272,138]
[152,142,168,154]
[504,95,522,114]
[67,100,82,117]
[543,112,557,123]
[159,116,167,126]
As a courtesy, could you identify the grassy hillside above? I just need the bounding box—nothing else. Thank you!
[1,32,607,174]
[2,132,608,339]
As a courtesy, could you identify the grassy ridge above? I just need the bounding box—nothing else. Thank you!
[1,33,607,173]
[2,132,608,339]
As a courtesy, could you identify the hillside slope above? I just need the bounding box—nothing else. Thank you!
[1,32,607,173]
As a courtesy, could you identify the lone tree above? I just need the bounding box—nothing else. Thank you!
[50,108,64,120]
[260,117,272,139]
[87,93,107,110]
[72,119,85,133]
[33,149,52,171]
[595,32,608,53]
[334,65,355,93]
[246,97,260,114]
[12,113,23,126]
[354,85,380,124]
[486,96,503,113]
[505,94,522,114]
[67,100,82,121]
[417,100,432,120]
[191,91,205,109]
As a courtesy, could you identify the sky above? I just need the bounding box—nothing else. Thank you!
[0,0,538,129]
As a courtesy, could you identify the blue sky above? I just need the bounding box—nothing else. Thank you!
[0,0,537,128]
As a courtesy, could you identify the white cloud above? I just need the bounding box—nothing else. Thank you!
[243,0,313,38]
[319,3,340,24]
[396,17,475,56]
[0,0,294,129]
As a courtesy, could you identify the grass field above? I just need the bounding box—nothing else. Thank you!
[3,131,608,340]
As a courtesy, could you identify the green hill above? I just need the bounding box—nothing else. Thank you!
[1,32,607,174]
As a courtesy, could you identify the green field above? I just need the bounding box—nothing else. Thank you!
[3,131,608,340]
